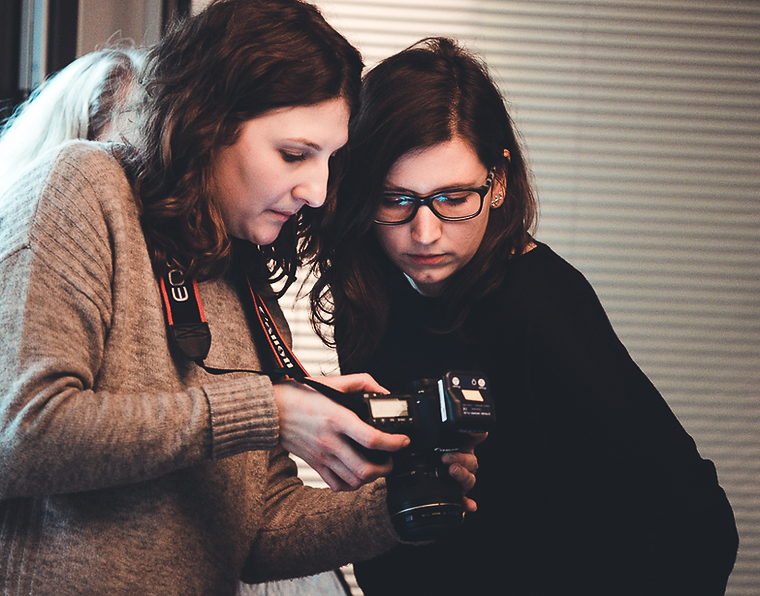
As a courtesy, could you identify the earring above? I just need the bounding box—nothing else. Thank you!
[491,194,503,208]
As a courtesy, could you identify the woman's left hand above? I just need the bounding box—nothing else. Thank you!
[441,432,486,513]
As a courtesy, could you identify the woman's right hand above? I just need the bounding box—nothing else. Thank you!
[273,374,410,491]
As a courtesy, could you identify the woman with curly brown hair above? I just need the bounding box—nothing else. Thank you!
[0,5,478,595]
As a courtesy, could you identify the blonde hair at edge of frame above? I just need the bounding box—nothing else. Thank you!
[0,47,144,197]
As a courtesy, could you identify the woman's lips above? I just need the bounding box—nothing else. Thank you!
[270,209,297,222]
[408,253,445,265]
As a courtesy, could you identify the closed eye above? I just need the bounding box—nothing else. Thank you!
[280,150,308,163]
[381,194,415,207]
[432,192,471,205]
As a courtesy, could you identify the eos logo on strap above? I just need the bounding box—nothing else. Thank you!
[167,268,189,302]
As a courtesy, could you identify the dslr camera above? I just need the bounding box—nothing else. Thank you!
[328,371,495,541]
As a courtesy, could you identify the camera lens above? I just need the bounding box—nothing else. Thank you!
[385,452,464,541]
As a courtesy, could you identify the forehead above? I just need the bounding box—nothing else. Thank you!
[386,137,485,192]
[241,98,350,148]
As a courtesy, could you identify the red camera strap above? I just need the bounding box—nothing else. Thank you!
[159,268,211,364]
[159,268,309,380]
[242,275,309,380]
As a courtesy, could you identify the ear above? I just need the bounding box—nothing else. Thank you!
[490,150,510,209]
[490,176,506,208]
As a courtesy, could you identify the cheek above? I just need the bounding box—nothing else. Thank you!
[460,212,490,256]
[231,152,266,199]
[374,227,406,264]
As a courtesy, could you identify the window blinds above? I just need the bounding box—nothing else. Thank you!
[278,2,760,594]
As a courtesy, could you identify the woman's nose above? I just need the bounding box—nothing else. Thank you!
[410,206,443,245]
[293,160,330,208]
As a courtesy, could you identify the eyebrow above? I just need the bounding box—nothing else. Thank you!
[383,181,481,196]
[286,138,349,153]
[287,139,322,150]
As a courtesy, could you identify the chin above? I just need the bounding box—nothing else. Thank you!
[247,227,283,246]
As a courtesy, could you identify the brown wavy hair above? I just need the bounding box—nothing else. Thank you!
[309,37,537,369]
[124,0,363,290]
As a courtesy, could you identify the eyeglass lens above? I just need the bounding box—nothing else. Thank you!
[375,191,483,224]
[375,168,494,225]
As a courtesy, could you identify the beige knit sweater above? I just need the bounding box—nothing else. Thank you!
[0,141,398,595]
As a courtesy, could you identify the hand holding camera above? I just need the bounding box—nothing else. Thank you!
[273,374,411,491]
[304,371,495,541]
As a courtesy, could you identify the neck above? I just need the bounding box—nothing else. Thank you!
[402,273,439,297]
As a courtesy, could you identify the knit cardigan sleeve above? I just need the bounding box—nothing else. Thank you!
[241,448,399,584]
[0,142,279,499]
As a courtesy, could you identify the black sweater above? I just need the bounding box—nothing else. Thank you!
[346,243,738,596]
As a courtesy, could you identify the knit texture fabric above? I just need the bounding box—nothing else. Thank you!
[0,141,398,595]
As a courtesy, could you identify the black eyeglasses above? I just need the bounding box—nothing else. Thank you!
[374,168,495,226]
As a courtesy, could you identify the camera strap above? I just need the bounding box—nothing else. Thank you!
[236,278,341,399]
[159,268,211,364]
[241,275,309,380]
[158,266,310,382]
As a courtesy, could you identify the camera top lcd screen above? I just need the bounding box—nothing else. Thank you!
[368,398,409,419]
[461,389,484,402]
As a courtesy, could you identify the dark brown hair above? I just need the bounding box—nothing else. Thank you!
[126,0,363,289]
[309,37,537,369]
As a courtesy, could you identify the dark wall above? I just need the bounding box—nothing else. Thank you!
[0,0,22,122]
[47,0,79,74]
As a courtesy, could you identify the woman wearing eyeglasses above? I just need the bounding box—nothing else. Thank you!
[309,37,738,595]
